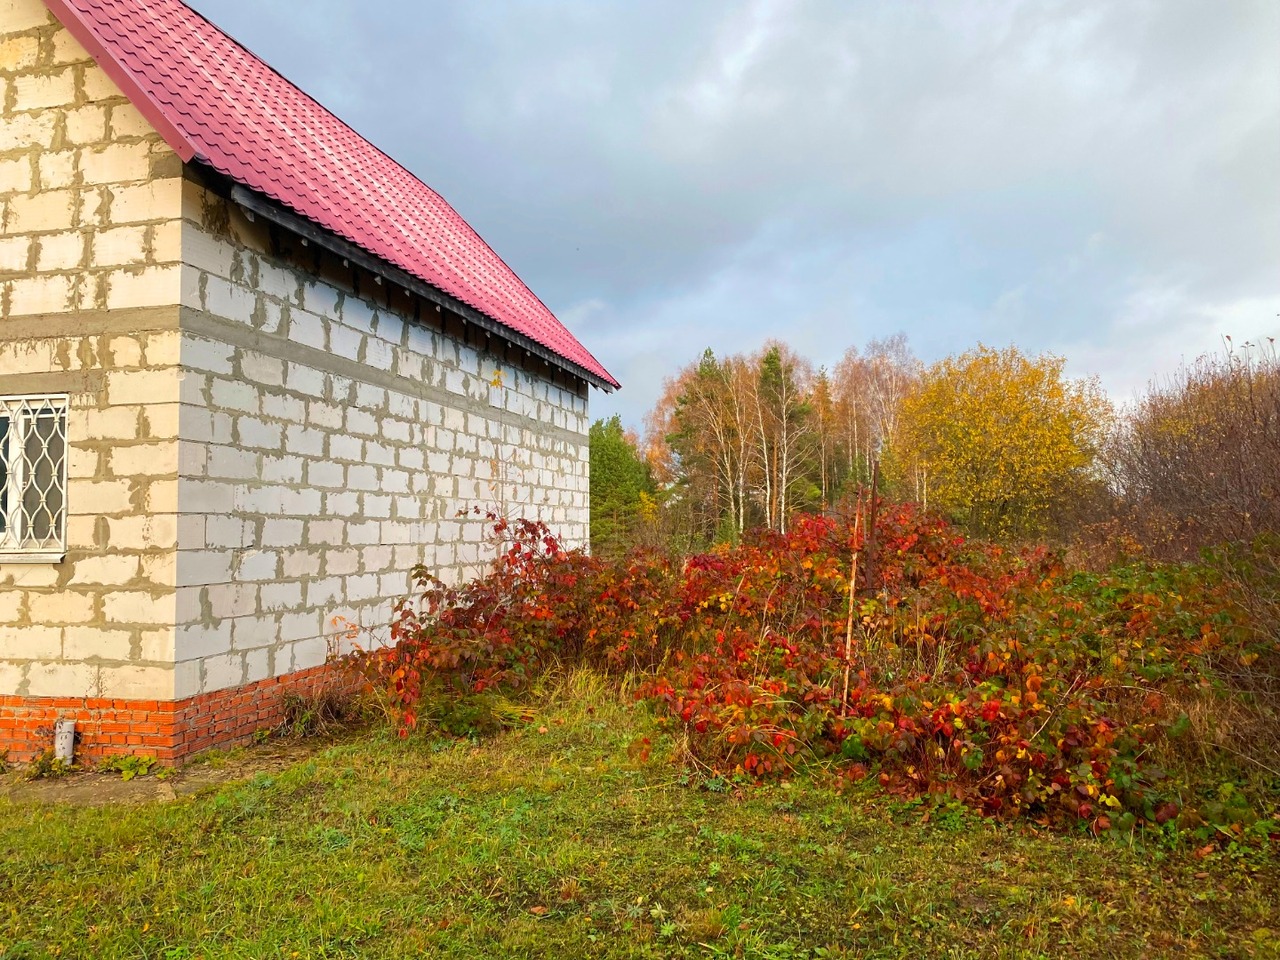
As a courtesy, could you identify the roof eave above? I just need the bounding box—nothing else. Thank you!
[227,181,617,393]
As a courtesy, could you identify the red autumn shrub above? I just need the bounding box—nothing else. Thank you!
[359,504,1275,840]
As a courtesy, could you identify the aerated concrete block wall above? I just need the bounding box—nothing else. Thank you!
[1,0,591,756]
[1,0,185,704]
[170,182,590,700]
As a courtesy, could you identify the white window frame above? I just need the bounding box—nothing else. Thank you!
[0,394,69,564]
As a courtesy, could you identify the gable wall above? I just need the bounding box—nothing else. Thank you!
[1,0,591,760]
[0,0,185,711]
[171,183,590,699]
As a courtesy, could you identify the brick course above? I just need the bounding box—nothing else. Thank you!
[0,662,357,763]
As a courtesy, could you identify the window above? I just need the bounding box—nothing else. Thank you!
[0,395,68,563]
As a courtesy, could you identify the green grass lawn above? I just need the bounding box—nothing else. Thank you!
[2,672,1277,960]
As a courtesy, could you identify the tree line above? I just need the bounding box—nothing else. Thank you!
[589,335,1279,558]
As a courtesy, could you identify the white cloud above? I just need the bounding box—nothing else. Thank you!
[192,0,1280,430]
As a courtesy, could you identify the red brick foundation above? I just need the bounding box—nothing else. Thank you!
[0,664,359,766]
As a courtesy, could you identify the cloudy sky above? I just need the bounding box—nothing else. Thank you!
[189,0,1279,429]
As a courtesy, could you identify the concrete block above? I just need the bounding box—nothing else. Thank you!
[208,377,258,413]
[0,235,31,273]
[283,424,324,457]
[181,335,235,375]
[106,335,144,368]
[179,478,236,514]
[108,100,157,139]
[109,440,177,476]
[140,550,178,588]
[203,273,257,321]
[107,513,179,550]
[255,259,297,301]
[0,589,23,623]
[176,549,234,587]
[175,621,232,662]
[143,402,181,438]
[80,141,154,185]
[301,280,339,316]
[81,61,128,102]
[206,445,258,480]
[0,111,55,153]
[289,635,329,671]
[328,323,363,361]
[289,309,327,351]
[106,367,177,405]
[306,400,343,429]
[323,490,359,517]
[66,476,133,514]
[92,224,149,266]
[304,576,342,606]
[27,590,95,625]
[0,34,39,72]
[260,454,304,485]
[4,623,60,659]
[102,589,174,626]
[201,651,244,692]
[0,660,27,696]
[230,615,275,651]
[236,416,282,450]
[102,664,173,699]
[346,464,377,491]
[345,407,377,436]
[285,362,325,397]
[0,155,33,194]
[143,330,182,366]
[110,178,182,223]
[105,263,181,309]
[239,351,284,387]
[280,548,320,579]
[356,493,390,521]
[279,487,321,516]
[79,405,140,441]
[10,70,77,112]
[140,474,176,514]
[259,581,302,612]
[7,273,72,314]
[61,626,132,660]
[364,337,393,371]
[262,519,304,547]
[203,513,250,550]
[361,544,395,573]
[206,582,257,619]
[243,646,271,685]
[260,392,305,422]
[24,661,97,698]
[37,149,76,190]
[234,549,278,581]
[324,548,359,576]
[63,104,108,145]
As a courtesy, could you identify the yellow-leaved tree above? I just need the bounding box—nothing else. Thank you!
[890,345,1111,541]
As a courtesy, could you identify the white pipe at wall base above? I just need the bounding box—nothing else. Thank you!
[53,719,75,764]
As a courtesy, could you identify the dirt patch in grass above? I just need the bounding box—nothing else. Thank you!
[0,736,343,807]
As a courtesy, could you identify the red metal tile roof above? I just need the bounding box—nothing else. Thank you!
[46,0,618,390]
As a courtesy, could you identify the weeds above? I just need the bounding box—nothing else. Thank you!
[22,749,72,781]
[95,754,158,781]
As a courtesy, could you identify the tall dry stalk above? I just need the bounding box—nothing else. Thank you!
[840,496,864,716]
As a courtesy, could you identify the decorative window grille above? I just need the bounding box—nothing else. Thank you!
[0,395,68,563]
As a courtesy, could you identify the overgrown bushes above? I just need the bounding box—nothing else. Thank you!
[358,507,1279,844]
